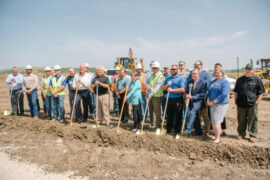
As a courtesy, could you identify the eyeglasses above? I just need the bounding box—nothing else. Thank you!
[179,64,184,66]
[194,63,200,66]
[171,68,177,70]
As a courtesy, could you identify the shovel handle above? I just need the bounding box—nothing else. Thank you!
[117,90,128,132]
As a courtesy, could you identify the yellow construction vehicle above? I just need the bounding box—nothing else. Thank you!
[255,58,270,93]
[115,57,145,72]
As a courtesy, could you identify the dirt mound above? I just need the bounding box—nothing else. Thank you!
[0,115,269,169]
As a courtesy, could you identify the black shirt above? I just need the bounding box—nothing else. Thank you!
[91,75,110,95]
[234,75,265,108]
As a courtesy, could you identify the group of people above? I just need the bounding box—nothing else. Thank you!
[5,60,265,143]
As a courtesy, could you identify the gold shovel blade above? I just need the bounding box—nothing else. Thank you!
[136,130,145,135]
[92,124,99,128]
[155,128,161,135]
[160,128,167,135]
[3,110,11,116]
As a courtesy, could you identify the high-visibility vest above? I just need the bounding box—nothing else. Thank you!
[51,75,66,95]
[138,74,146,93]
[149,72,164,97]
[43,76,51,95]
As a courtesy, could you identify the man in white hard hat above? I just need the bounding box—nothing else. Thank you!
[135,64,146,120]
[85,63,90,73]
[5,67,24,116]
[40,66,53,119]
[49,65,67,122]
[72,64,92,123]
[110,66,121,116]
[147,61,165,132]
[23,65,39,119]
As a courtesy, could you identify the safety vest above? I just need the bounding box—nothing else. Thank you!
[138,73,146,93]
[51,75,66,95]
[149,72,164,97]
[43,76,51,95]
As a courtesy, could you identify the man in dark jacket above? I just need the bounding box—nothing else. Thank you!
[234,64,265,143]
[184,68,208,135]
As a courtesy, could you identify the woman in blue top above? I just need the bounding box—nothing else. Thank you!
[207,67,230,144]
[124,73,142,132]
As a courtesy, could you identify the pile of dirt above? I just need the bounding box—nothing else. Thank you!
[0,115,269,169]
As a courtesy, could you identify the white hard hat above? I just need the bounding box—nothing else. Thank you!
[85,63,90,68]
[151,61,160,68]
[115,66,120,71]
[44,66,51,71]
[54,65,61,70]
[25,65,32,70]
[135,64,142,70]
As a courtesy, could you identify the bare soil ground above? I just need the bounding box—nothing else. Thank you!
[0,74,269,179]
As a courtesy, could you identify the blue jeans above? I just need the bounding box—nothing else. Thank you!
[41,92,47,113]
[89,92,96,115]
[185,104,202,135]
[45,95,53,117]
[138,92,147,120]
[26,89,38,117]
[52,95,65,120]
[113,92,119,114]
[75,90,89,122]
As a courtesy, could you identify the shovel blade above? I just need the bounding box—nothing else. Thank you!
[155,128,161,135]
[136,130,145,135]
[160,128,167,135]
[3,110,11,116]
[92,124,99,128]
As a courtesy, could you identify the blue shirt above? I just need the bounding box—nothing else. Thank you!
[49,74,67,86]
[208,78,230,104]
[5,74,23,90]
[66,76,75,91]
[117,76,131,92]
[164,75,186,98]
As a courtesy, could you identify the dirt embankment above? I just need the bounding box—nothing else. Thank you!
[0,115,269,170]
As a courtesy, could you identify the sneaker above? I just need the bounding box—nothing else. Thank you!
[249,137,255,143]
[237,135,243,140]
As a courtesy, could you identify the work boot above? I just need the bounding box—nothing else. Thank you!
[249,137,255,143]
[236,135,243,140]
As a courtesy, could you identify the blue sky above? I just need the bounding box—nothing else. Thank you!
[0,0,269,70]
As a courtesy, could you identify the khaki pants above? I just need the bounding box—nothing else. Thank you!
[237,105,258,138]
[97,94,110,124]
[198,102,210,133]
[148,97,162,128]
